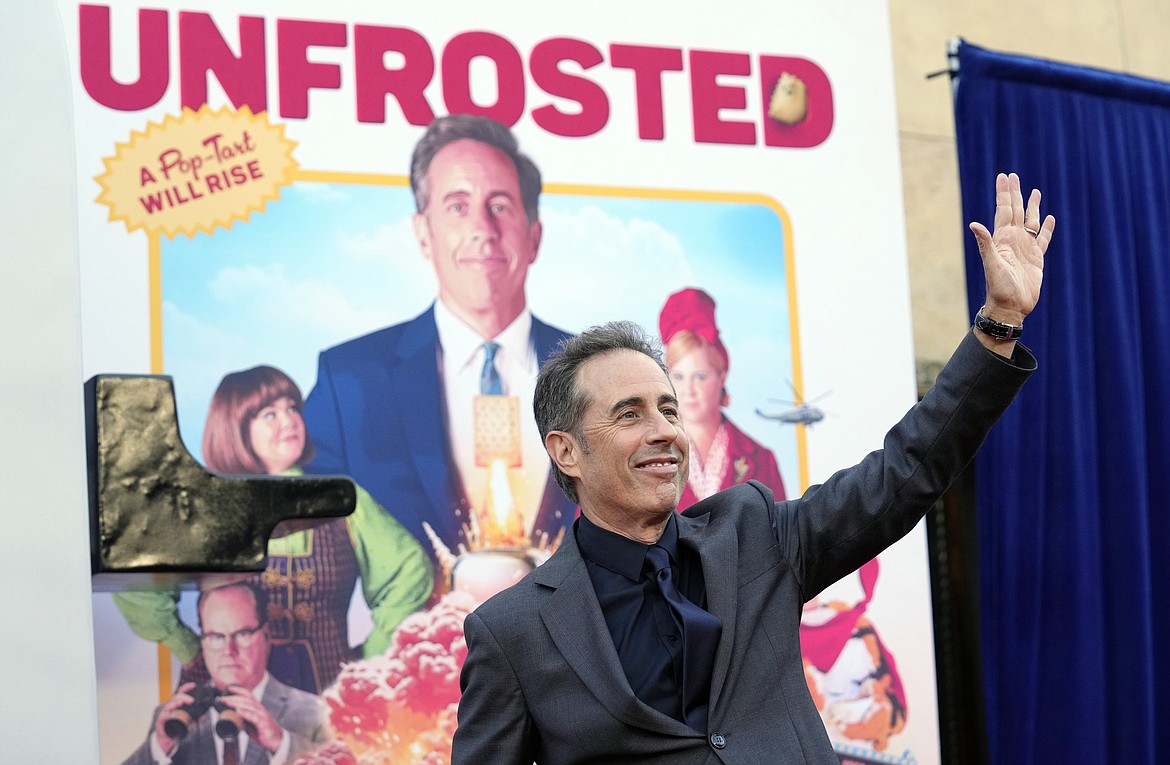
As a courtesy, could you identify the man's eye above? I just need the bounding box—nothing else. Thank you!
[448,202,466,214]
[620,411,638,420]
[663,408,679,418]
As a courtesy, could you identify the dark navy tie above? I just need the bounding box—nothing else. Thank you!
[646,544,721,731]
[480,341,502,395]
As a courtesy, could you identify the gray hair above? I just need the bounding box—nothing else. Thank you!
[535,321,669,503]
[409,114,542,222]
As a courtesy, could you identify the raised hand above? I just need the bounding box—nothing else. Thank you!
[968,172,1055,331]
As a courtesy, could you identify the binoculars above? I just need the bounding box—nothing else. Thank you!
[162,685,245,742]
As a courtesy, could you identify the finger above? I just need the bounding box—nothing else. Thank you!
[1008,173,1025,226]
[1024,188,1042,230]
[1035,213,1056,253]
[969,221,992,257]
[993,173,1012,231]
[162,691,196,710]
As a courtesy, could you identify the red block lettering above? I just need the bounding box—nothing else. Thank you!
[277,19,346,119]
[530,38,609,138]
[758,55,834,148]
[354,24,436,126]
[441,32,524,126]
[178,12,266,112]
[610,44,683,141]
[690,49,755,146]
[79,4,169,111]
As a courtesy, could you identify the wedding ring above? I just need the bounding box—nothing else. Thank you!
[1024,225,1040,236]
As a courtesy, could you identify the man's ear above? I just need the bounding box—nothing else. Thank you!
[545,430,581,480]
[413,213,433,262]
[526,219,542,265]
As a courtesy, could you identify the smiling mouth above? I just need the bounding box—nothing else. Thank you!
[635,455,680,470]
[459,255,508,267]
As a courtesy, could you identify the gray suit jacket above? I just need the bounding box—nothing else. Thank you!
[122,676,331,765]
[453,332,1034,764]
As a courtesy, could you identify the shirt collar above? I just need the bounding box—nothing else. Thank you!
[575,512,681,581]
[252,671,271,699]
[432,298,534,371]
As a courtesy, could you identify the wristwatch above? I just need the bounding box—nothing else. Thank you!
[974,305,1023,340]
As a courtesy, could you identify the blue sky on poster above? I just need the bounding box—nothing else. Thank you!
[161,181,799,489]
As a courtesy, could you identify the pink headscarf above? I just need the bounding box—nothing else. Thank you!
[658,287,729,369]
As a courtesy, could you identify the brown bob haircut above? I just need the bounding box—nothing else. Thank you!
[201,365,315,476]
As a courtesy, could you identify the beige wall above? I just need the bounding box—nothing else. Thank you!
[888,0,1170,392]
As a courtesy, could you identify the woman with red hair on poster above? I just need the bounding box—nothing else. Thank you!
[658,287,786,510]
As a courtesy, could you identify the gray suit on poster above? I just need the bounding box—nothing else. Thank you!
[453,331,1034,764]
[122,676,331,765]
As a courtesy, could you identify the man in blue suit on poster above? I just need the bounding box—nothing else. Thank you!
[303,114,575,571]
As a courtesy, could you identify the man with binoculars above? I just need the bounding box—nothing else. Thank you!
[123,582,331,765]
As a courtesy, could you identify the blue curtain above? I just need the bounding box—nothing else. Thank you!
[954,40,1170,765]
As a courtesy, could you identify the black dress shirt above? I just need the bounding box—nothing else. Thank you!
[575,512,711,725]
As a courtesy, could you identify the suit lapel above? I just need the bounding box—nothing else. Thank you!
[235,680,288,765]
[677,510,738,714]
[390,307,464,544]
[536,533,696,737]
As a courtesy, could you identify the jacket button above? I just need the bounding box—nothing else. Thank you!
[710,733,726,749]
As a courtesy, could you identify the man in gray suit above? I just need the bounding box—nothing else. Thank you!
[452,173,1055,764]
[123,582,331,765]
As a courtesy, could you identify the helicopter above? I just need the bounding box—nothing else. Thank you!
[755,383,830,427]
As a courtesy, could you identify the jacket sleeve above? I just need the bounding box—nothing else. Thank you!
[777,330,1035,601]
[451,611,539,765]
[301,350,349,476]
[348,482,435,658]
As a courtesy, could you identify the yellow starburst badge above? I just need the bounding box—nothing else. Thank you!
[95,105,298,239]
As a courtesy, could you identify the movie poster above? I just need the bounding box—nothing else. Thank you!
[63,2,936,763]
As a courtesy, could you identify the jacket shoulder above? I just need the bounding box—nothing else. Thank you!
[320,308,434,361]
[683,479,775,517]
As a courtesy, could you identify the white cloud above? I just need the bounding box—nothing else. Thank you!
[531,204,696,329]
[336,215,425,269]
[287,183,351,205]
[206,263,401,342]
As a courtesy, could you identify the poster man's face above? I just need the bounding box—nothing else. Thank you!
[565,350,689,529]
[199,586,270,691]
[413,139,542,325]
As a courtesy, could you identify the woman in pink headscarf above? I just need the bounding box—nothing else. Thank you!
[658,287,786,511]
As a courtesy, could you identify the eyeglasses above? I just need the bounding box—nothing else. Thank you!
[199,625,264,651]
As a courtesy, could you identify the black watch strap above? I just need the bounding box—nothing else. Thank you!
[974,305,1023,340]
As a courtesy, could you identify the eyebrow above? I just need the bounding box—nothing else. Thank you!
[440,188,517,203]
[608,393,679,416]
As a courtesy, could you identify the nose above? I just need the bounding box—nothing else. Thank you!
[469,203,500,240]
[645,409,679,444]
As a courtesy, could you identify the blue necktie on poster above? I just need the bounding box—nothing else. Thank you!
[646,545,721,731]
[480,341,503,396]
